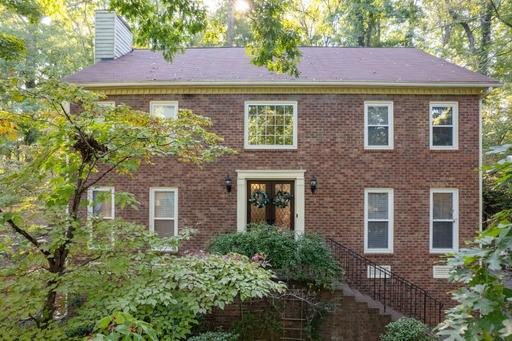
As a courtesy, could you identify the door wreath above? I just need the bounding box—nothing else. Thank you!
[272,190,293,208]
[248,190,270,208]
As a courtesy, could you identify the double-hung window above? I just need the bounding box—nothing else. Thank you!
[364,189,393,253]
[150,101,178,119]
[87,187,115,248]
[244,101,298,149]
[430,189,458,253]
[87,187,115,219]
[364,101,393,149]
[430,102,458,149]
[149,187,178,238]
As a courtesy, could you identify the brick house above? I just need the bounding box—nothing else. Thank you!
[66,11,499,317]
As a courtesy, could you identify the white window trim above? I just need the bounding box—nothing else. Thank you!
[429,101,458,150]
[149,187,179,238]
[364,188,394,254]
[244,100,298,150]
[430,188,459,253]
[97,101,116,107]
[364,101,394,150]
[87,186,115,220]
[236,170,305,238]
[149,100,179,118]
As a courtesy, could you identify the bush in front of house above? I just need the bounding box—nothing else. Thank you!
[209,224,342,288]
[380,318,434,341]
[188,331,238,341]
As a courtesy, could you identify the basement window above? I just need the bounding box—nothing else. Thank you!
[244,101,298,149]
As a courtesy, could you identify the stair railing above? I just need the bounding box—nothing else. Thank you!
[326,238,444,326]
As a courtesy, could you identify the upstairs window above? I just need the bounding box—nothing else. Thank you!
[430,189,458,253]
[364,189,393,253]
[364,101,393,149]
[244,101,297,149]
[150,101,178,119]
[430,102,458,149]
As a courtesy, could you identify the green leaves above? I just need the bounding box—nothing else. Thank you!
[109,0,207,61]
[93,311,159,341]
[247,0,302,76]
[436,216,512,340]
[209,224,343,289]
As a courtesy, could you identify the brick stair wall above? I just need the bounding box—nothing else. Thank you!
[199,287,393,340]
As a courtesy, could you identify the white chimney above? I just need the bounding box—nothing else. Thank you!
[94,10,133,62]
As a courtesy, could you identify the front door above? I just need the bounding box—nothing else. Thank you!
[247,180,295,230]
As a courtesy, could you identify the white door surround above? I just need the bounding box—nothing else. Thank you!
[236,170,306,237]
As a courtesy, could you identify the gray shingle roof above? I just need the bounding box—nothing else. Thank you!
[65,47,499,86]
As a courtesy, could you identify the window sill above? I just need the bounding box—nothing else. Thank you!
[430,249,458,255]
[364,251,394,255]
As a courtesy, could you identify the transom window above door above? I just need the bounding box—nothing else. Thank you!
[364,101,393,149]
[244,101,298,149]
[150,101,178,119]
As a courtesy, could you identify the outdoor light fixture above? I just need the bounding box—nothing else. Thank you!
[310,176,317,193]
[225,175,232,193]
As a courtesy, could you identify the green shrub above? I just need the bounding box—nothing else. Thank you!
[380,318,434,341]
[232,311,282,340]
[209,224,342,288]
[188,331,238,341]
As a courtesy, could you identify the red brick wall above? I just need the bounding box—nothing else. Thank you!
[86,93,480,304]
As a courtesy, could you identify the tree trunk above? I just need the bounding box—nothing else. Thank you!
[478,0,493,75]
[226,0,235,46]
[40,255,65,326]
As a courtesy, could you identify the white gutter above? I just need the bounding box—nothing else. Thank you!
[71,81,502,88]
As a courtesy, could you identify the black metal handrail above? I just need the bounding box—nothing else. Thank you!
[326,238,444,326]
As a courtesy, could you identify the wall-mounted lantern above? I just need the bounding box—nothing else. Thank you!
[310,176,317,193]
[225,175,232,193]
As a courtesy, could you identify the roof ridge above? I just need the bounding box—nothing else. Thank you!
[131,46,419,51]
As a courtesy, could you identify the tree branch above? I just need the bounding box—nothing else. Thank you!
[82,155,131,193]
[0,208,52,258]
[489,0,512,29]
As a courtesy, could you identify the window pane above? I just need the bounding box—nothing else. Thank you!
[368,193,388,219]
[154,191,175,218]
[152,104,176,119]
[368,106,389,125]
[432,127,453,146]
[368,222,389,249]
[368,126,389,146]
[92,190,112,218]
[154,219,175,237]
[433,193,453,219]
[247,104,294,146]
[432,106,453,126]
[433,222,453,249]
